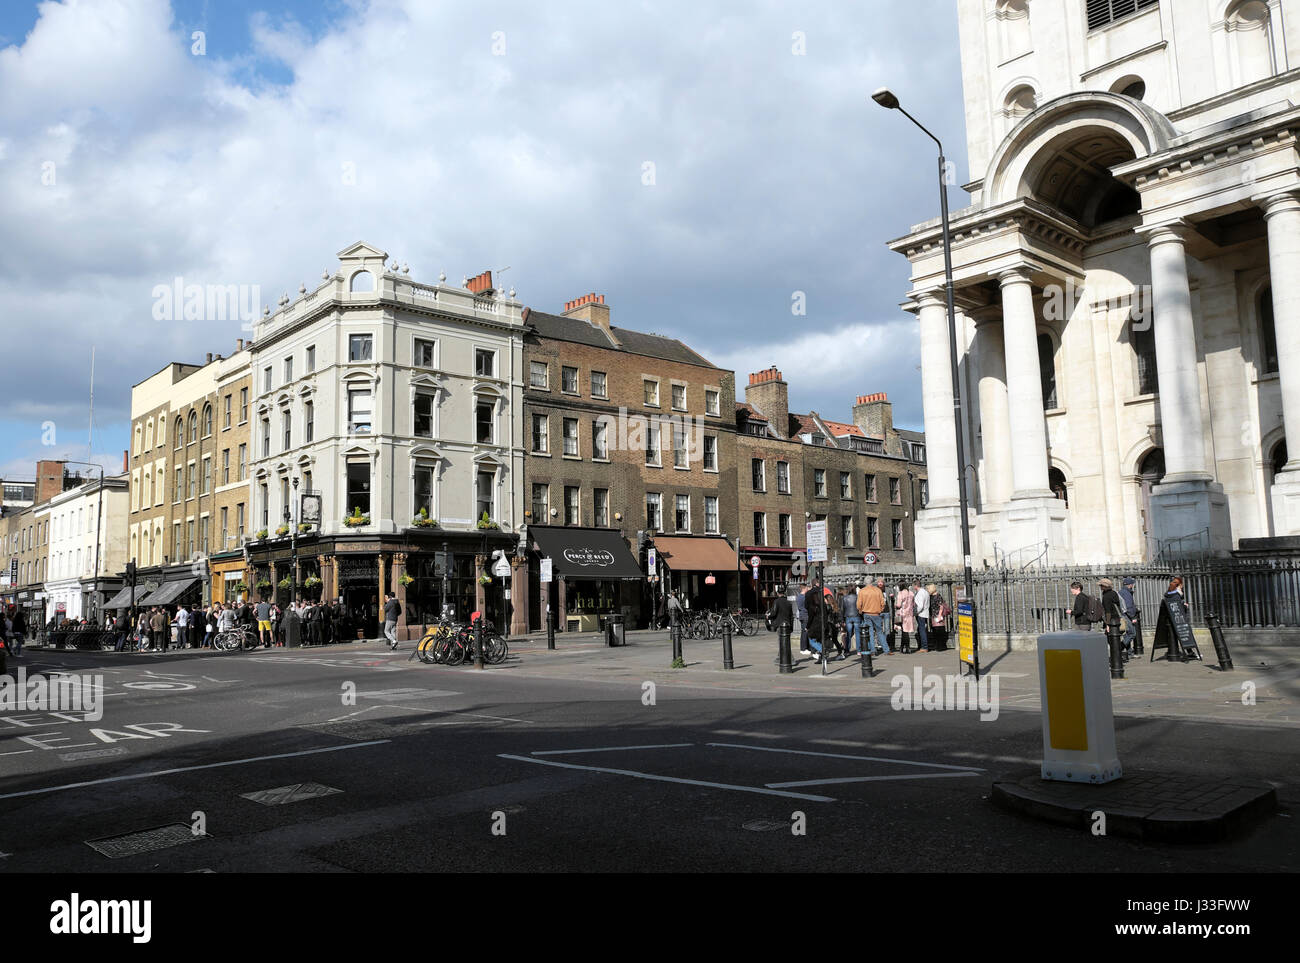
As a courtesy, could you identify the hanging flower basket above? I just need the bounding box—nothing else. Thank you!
[304,576,322,589]
[398,573,415,587]
[277,577,293,590]
[256,578,272,591]
[477,574,492,586]
[232,581,249,594]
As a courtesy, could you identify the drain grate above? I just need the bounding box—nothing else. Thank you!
[241,782,342,806]
[86,824,206,859]
[742,819,788,832]
[61,747,127,762]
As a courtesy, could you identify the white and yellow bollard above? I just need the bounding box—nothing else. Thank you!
[1037,631,1122,784]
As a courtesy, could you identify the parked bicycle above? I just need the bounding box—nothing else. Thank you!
[212,626,260,652]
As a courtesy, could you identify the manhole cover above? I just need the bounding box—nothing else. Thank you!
[241,782,343,806]
[86,824,206,859]
[742,819,788,832]
[61,747,127,761]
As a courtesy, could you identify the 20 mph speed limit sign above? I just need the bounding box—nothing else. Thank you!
[749,556,761,567]
[863,552,879,565]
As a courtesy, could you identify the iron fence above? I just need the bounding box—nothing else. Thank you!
[820,557,1300,637]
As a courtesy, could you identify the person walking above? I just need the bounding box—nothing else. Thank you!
[878,578,893,647]
[912,580,931,652]
[794,582,809,655]
[151,607,169,652]
[926,583,950,652]
[1069,581,1093,630]
[769,588,794,665]
[1119,576,1139,658]
[1099,577,1124,663]
[857,578,888,655]
[383,592,401,650]
[895,582,915,653]
[255,597,273,647]
[840,585,862,655]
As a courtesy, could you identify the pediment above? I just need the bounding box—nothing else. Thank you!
[336,240,389,261]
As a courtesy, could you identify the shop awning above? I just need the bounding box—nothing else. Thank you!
[653,535,744,573]
[137,577,200,607]
[530,526,642,580]
[102,586,144,609]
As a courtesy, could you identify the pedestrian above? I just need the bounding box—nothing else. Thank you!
[794,582,809,654]
[175,603,190,649]
[926,583,951,651]
[1119,576,1139,657]
[1100,577,1124,661]
[804,579,837,662]
[151,607,168,652]
[1069,580,1093,630]
[840,584,862,654]
[255,597,273,647]
[895,582,915,653]
[1164,576,1199,659]
[383,592,401,650]
[912,580,931,652]
[11,609,25,656]
[857,578,888,655]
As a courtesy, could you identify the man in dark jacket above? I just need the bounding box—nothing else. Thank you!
[1069,581,1092,630]
[1118,577,1138,656]
[383,593,402,650]
[794,584,809,654]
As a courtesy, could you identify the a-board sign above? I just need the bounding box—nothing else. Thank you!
[957,600,976,671]
[1151,593,1201,661]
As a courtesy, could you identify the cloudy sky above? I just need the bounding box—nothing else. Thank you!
[0,0,966,481]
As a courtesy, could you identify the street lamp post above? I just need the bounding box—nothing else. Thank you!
[872,87,976,624]
[290,477,300,604]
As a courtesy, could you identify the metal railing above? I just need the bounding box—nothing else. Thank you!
[821,557,1300,636]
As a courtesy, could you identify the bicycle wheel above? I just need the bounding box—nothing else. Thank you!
[486,635,509,664]
[740,617,757,636]
[444,639,467,666]
[415,634,437,664]
[212,632,236,651]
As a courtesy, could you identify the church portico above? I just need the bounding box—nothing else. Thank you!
[890,44,1300,565]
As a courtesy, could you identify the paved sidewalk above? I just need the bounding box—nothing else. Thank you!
[495,629,1300,727]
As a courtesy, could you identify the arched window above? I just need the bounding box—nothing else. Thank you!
[1111,74,1146,101]
[174,417,184,449]
[1133,319,1159,395]
[1004,84,1037,118]
[202,404,213,437]
[1049,467,1069,507]
[1226,1,1275,87]
[349,270,375,293]
[1138,448,1166,482]
[1259,284,1278,374]
[1272,439,1288,478]
[1038,333,1058,410]
[187,411,198,444]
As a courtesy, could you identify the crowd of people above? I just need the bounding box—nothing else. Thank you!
[98,597,361,651]
[1067,574,1192,661]
[766,578,953,662]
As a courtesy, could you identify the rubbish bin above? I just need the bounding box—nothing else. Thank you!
[285,610,302,648]
[605,613,625,647]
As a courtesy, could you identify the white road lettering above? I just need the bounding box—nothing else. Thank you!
[88,728,154,743]
[16,732,96,751]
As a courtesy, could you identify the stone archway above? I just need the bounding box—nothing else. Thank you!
[1137,448,1166,559]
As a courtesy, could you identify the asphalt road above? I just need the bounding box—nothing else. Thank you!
[1,641,1297,872]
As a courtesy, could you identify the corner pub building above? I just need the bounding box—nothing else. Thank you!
[889,0,1300,565]
[243,244,526,639]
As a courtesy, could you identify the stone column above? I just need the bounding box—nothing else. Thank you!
[1145,223,1212,481]
[557,577,568,631]
[268,561,277,603]
[320,554,336,602]
[911,291,967,567]
[509,555,529,637]
[393,551,408,638]
[916,291,959,505]
[1260,191,1300,533]
[998,266,1052,498]
[973,316,1013,507]
[1140,221,1229,554]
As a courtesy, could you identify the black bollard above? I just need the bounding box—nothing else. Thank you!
[1206,613,1234,671]
[1107,629,1124,679]
[546,605,555,650]
[860,643,873,678]
[1133,616,1144,656]
[777,625,792,674]
[722,621,734,670]
[475,616,485,670]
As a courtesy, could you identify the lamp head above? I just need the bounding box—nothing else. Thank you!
[872,87,900,110]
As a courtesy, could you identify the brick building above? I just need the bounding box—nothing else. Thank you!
[1,459,79,631]
[521,294,742,631]
[736,368,928,613]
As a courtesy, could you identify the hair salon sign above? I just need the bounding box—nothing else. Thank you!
[562,548,616,568]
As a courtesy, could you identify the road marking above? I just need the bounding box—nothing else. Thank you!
[705,743,986,772]
[767,772,984,788]
[0,740,391,801]
[358,688,460,700]
[533,743,693,756]
[711,730,784,740]
[498,753,836,802]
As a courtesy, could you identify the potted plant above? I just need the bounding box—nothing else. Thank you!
[232,581,249,596]
[278,576,293,590]
[275,524,290,537]
[477,574,492,586]
[411,508,437,528]
[398,573,414,587]
[255,528,269,540]
[298,522,313,533]
[476,512,499,531]
[343,506,370,527]
[256,577,272,593]
[304,575,322,590]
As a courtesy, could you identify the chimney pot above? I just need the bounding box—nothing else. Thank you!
[237,338,245,351]
[206,352,213,364]
[122,450,128,473]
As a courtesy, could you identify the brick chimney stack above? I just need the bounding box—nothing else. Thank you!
[852,392,893,445]
[237,338,245,352]
[35,459,67,505]
[563,293,616,343]
[122,450,129,473]
[745,367,788,439]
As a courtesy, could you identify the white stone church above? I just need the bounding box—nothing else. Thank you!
[889,0,1300,565]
